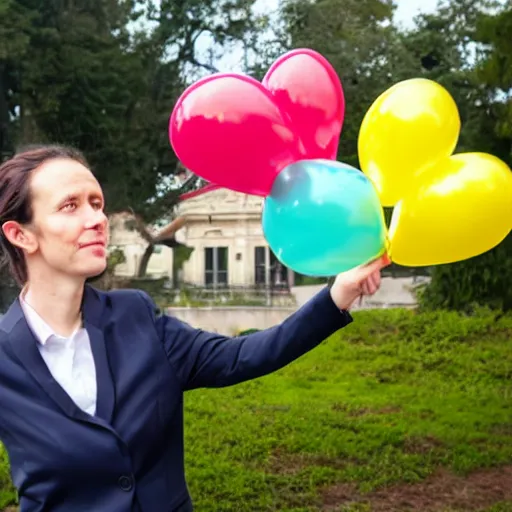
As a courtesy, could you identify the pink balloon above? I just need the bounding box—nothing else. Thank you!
[169,74,302,197]
[263,49,345,161]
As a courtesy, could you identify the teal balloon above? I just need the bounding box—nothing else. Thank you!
[262,159,387,276]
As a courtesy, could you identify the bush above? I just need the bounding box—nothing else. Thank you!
[421,233,512,313]
[237,328,261,336]
[0,445,15,509]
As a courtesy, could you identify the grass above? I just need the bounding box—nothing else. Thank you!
[183,307,512,511]
[1,307,512,511]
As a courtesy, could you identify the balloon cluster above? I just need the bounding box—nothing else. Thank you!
[359,78,512,266]
[169,50,512,277]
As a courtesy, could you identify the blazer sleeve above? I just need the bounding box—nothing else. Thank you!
[136,287,353,390]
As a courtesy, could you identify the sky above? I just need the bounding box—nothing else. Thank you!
[203,0,440,73]
[393,0,438,26]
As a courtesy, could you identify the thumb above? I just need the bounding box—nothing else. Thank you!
[353,253,391,281]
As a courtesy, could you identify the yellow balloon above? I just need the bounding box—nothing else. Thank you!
[388,153,512,266]
[358,78,461,207]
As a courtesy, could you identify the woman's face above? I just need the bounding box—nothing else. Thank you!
[28,158,109,280]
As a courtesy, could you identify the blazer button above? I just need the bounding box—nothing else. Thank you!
[118,475,133,492]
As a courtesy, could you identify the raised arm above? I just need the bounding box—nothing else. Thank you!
[137,287,351,390]
[139,254,389,391]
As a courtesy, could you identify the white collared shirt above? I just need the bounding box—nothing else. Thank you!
[20,293,97,416]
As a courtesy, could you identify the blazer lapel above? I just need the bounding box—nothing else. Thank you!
[6,299,89,421]
[5,287,116,426]
[82,285,116,424]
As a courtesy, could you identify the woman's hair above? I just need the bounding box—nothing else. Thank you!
[0,144,89,285]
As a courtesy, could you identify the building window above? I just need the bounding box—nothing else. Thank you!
[255,247,266,285]
[254,246,288,288]
[204,247,228,287]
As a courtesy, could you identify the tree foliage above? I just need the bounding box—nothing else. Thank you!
[476,5,512,142]
[0,0,260,279]
[0,0,259,221]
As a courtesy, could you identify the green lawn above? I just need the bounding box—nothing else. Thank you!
[2,307,512,511]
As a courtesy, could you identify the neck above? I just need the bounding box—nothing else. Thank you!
[24,273,85,337]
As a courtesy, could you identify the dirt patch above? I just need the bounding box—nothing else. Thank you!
[322,465,512,511]
[268,448,347,475]
[490,424,512,437]
[403,435,444,454]
[331,403,402,417]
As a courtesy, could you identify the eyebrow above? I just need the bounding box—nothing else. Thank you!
[57,194,79,206]
[56,192,103,207]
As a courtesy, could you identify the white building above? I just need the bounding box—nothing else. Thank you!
[108,213,174,279]
[109,189,294,288]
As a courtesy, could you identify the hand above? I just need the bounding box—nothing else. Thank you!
[330,254,391,311]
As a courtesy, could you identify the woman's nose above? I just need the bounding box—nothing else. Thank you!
[84,208,107,230]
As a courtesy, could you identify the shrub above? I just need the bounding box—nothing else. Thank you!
[237,328,261,336]
[420,233,512,313]
[0,445,15,509]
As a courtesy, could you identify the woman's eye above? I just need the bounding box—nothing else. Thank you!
[92,201,103,210]
[61,203,77,212]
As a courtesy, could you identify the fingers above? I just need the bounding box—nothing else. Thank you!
[361,271,382,297]
[355,253,391,281]
[369,270,381,293]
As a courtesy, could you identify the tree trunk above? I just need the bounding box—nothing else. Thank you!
[137,244,155,277]
[0,65,12,158]
[172,248,179,289]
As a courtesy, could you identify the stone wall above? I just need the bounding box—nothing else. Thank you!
[167,306,296,335]
[291,277,425,308]
[167,276,424,334]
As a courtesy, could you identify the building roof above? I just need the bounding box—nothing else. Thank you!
[177,187,263,219]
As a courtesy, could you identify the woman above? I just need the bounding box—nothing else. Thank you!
[0,145,388,512]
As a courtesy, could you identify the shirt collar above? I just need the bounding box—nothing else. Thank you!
[20,289,58,346]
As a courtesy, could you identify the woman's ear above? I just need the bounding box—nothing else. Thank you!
[2,221,38,254]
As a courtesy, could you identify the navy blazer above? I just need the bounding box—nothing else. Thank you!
[0,285,352,512]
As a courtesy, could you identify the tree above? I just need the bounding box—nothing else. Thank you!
[126,0,262,276]
[401,0,508,159]
[0,0,35,158]
[476,4,512,146]
[0,0,260,278]
[10,0,188,219]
